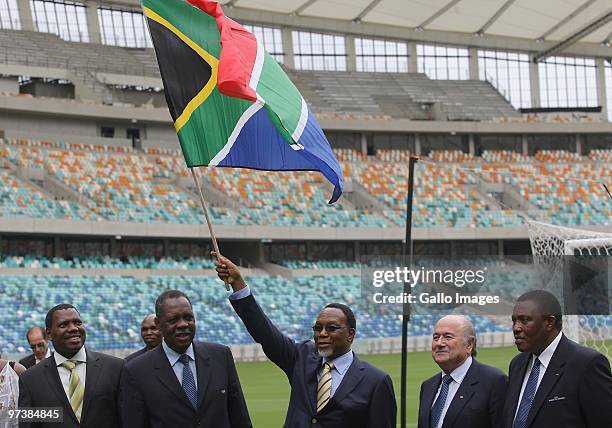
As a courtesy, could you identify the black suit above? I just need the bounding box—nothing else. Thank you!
[503,334,612,428]
[18,350,124,428]
[418,358,507,428]
[231,294,397,428]
[18,354,37,369]
[124,346,148,362]
[121,341,252,428]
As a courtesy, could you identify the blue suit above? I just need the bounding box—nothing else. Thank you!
[418,359,507,428]
[230,294,396,428]
[502,334,612,428]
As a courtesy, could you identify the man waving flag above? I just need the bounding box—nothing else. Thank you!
[142,0,344,203]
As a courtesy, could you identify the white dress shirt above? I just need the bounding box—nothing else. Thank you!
[54,346,87,401]
[513,331,563,421]
[432,356,473,428]
[162,339,198,389]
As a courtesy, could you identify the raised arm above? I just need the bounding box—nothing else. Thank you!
[214,253,298,377]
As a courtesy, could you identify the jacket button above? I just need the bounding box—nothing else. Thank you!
[311,417,318,424]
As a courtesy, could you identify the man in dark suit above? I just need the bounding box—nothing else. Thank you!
[121,290,252,428]
[503,290,612,428]
[125,314,162,362]
[418,315,507,428]
[19,326,52,369]
[18,304,124,428]
[215,253,396,428]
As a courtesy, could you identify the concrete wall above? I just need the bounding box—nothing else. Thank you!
[0,76,18,93]
[20,81,75,99]
[0,112,97,137]
[2,94,611,135]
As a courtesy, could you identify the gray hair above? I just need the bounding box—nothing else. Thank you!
[460,316,478,358]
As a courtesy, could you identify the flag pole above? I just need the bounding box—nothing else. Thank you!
[400,155,418,428]
[190,167,230,291]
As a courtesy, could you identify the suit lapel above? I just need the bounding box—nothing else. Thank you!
[506,353,531,426]
[42,357,79,424]
[152,346,193,407]
[420,376,441,427]
[194,342,212,410]
[524,337,567,428]
[305,352,320,414]
[327,355,365,408]
[81,350,101,419]
[442,361,479,428]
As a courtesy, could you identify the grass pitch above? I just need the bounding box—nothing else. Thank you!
[236,346,517,427]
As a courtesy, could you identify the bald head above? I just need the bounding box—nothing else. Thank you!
[141,314,161,350]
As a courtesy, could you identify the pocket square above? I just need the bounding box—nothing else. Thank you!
[548,395,566,402]
[220,389,226,394]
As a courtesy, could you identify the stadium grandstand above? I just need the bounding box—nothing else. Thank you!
[0,0,611,426]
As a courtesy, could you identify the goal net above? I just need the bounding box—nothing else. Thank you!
[525,219,611,359]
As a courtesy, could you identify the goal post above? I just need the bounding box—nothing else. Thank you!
[525,219,611,359]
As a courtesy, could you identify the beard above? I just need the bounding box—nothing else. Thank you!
[317,348,333,358]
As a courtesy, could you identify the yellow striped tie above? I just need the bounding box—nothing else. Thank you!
[61,360,84,422]
[316,361,334,413]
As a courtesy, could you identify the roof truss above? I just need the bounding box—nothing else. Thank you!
[476,0,517,35]
[535,9,612,61]
[538,0,597,41]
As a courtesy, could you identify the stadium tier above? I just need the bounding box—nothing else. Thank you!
[0,139,608,228]
[284,69,520,121]
[0,169,94,220]
[0,255,216,269]
[0,272,508,353]
[208,167,388,227]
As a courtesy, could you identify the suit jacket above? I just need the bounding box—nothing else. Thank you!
[121,341,252,428]
[124,346,148,363]
[503,334,612,428]
[418,359,507,428]
[18,350,124,428]
[18,354,36,369]
[231,294,397,428]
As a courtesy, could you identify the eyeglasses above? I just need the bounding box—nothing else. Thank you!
[312,325,347,333]
[29,342,46,350]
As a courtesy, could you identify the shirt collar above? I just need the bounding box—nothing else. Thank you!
[36,348,52,363]
[443,356,472,384]
[54,346,86,366]
[534,331,562,370]
[322,350,353,376]
[162,339,195,367]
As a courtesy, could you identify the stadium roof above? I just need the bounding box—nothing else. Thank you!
[108,0,612,57]
[218,0,612,44]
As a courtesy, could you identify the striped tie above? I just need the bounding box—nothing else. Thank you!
[316,361,334,413]
[61,360,84,422]
[430,374,453,428]
[513,358,541,428]
[179,354,198,409]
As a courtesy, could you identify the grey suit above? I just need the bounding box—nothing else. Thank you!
[18,350,124,428]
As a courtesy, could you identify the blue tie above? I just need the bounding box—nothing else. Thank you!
[513,357,541,428]
[430,374,453,428]
[179,354,198,409]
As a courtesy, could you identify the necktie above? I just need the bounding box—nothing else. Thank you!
[430,374,453,428]
[316,361,334,413]
[61,360,84,422]
[513,357,541,428]
[179,354,198,409]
